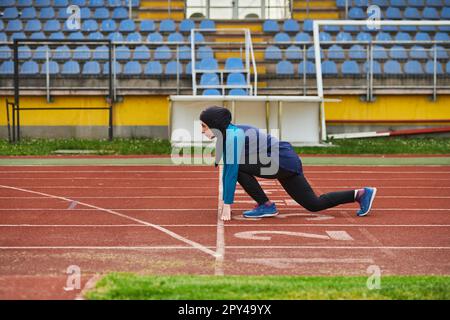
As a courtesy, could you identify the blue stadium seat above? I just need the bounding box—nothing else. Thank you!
[89,0,104,7]
[32,45,50,60]
[93,45,109,61]
[40,7,56,19]
[73,45,91,60]
[58,8,70,19]
[101,20,117,32]
[41,61,59,75]
[294,32,311,42]
[44,20,61,32]
[61,61,80,75]
[188,32,205,43]
[49,32,65,40]
[356,32,372,42]
[112,7,128,20]
[140,20,156,33]
[354,0,370,6]
[228,89,248,96]
[168,32,184,42]
[203,89,221,96]
[30,32,46,40]
[154,45,172,60]
[197,46,213,60]
[426,0,442,6]
[225,58,244,71]
[185,61,195,75]
[322,60,338,76]
[263,20,279,33]
[71,0,86,5]
[372,0,389,6]
[298,61,316,75]
[115,46,131,60]
[54,0,69,7]
[323,25,340,33]
[302,20,313,32]
[36,0,51,6]
[18,46,32,60]
[425,60,443,74]
[342,25,359,33]
[159,19,176,33]
[0,21,3,32]
[126,32,142,42]
[21,61,39,75]
[328,45,345,60]
[3,7,19,19]
[80,7,91,19]
[200,73,220,86]
[341,60,360,76]
[133,45,150,60]
[306,46,324,59]
[373,45,388,60]
[336,32,352,42]
[349,44,367,60]
[395,32,412,41]
[410,45,428,59]
[119,19,136,32]
[198,58,218,70]
[404,60,423,75]
[265,46,282,60]
[177,45,191,61]
[383,60,402,75]
[363,61,382,75]
[389,45,408,59]
[68,32,84,40]
[283,19,300,33]
[93,8,110,19]
[108,32,124,42]
[423,7,440,19]
[442,7,450,19]
[21,7,37,19]
[386,7,402,19]
[11,32,26,40]
[0,33,6,42]
[319,32,332,42]
[180,19,195,33]
[348,7,365,19]
[0,46,11,60]
[408,0,425,6]
[0,61,14,75]
[285,45,302,60]
[147,32,163,42]
[83,61,101,75]
[415,32,431,41]
[375,32,392,41]
[107,0,122,6]
[165,61,183,75]
[123,61,142,75]
[199,20,215,30]
[103,61,122,75]
[227,73,246,85]
[53,45,71,60]
[434,46,449,59]
[15,0,30,6]
[88,32,104,40]
[276,61,294,75]
[391,0,407,6]
[228,88,248,96]
[404,7,421,19]
[25,20,42,32]
[6,20,23,32]
[82,20,98,32]
[144,61,163,75]
[435,32,449,41]
[274,32,291,43]
[447,61,450,75]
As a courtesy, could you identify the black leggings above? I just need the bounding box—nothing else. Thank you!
[237,164,355,212]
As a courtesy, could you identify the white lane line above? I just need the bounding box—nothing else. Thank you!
[1,170,449,174]
[1,208,450,212]
[2,177,450,181]
[237,258,375,269]
[224,246,450,250]
[1,224,449,228]
[3,195,450,199]
[215,165,225,276]
[0,184,218,258]
[4,186,450,189]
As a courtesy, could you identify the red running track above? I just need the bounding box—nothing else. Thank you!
[0,164,449,299]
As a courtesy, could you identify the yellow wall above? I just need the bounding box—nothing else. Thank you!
[0,95,169,126]
[1,94,449,127]
[325,95,450,123]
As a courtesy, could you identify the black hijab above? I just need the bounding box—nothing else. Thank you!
[199,106,232,166]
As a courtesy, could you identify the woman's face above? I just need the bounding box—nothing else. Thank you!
[201,121,215,139]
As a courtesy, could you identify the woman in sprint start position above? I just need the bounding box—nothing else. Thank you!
[199,106,377,221]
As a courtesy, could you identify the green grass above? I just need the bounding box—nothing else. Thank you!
[0,137,449,156]
[85,274,450,300]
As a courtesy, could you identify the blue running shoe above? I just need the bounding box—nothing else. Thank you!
[243,203,278,218]
[357,187,377,217]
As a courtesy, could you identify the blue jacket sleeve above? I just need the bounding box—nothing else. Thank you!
[222,128,245,205]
